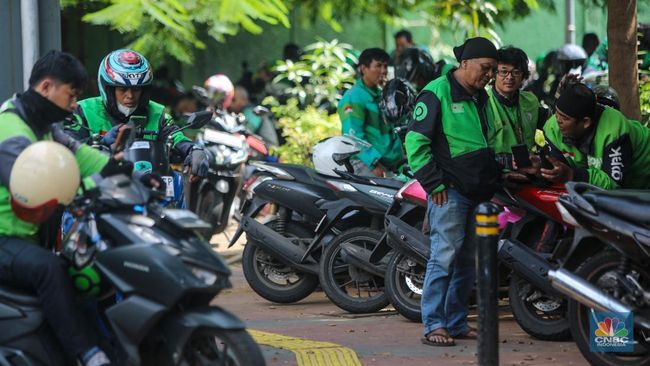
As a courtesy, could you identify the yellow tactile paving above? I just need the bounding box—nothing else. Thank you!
[249,329,363,366]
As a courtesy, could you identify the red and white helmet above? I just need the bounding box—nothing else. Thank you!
[10,141,80,223]
[204,74,234,110]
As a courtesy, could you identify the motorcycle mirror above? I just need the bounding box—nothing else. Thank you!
[179,111,212,131]
[252,105,270,116]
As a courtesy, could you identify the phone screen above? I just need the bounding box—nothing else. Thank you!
[511,144,531,169]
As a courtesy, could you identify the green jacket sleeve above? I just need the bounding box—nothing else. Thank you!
[338,99,382,168]
[75,144,109,178]
[404,91,446,194]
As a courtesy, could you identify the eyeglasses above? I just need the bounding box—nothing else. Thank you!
[497,69,523,78]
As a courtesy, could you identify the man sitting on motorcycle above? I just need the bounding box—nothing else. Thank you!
[538,83,650,189]
[65,49,208,182]
[0,51,121,366]
[229,85,279,146]
[488,46,549,170]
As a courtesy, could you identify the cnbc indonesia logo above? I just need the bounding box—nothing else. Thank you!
[591,313,633,352]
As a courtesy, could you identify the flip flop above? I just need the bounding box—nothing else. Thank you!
[420,330,456,347]
[453,327,478,340]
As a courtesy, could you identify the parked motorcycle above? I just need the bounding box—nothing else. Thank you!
[548,182,650,365]
[0,174,265,366]
[228,152,403,305]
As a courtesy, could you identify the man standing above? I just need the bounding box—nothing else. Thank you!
[405,37,499,346]
[488,46,548,168]
[338,48,403,177]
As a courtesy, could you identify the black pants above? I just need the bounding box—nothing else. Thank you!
[0,236,95,358]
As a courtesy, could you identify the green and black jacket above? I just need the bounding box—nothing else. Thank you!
[544,105,650,189]
[405,70,499,201]
[0,97,108,239]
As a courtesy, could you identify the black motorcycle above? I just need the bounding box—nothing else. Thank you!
[548,182,650,366]
[192,111,249,236]
[0,175,264,366]
[228,153,403,306]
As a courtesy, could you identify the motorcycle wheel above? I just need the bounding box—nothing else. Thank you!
[196,189,224,238]
[568,250,650,366]
[385,252,424,322]
[508,273,571,341]
[242,220,319,303]
[319,228,389,314]
[179,329,265,366]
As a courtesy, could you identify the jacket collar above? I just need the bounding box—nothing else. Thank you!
[356,79,381,99]
[447,69,488,108]
[491,87,520,107]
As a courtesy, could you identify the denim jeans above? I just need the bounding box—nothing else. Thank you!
[421,188,479,337]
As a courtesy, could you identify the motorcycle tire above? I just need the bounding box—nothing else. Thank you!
[179,328,265,366]
[319,228,389,314]
[385,252,423,322]
[242,220,319,303]
[508,273,571,341]
[567,250,650,366]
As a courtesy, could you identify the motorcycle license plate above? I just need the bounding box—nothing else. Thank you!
[162,176,174,198]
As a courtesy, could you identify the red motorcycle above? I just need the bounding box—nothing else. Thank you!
[383,179,576,340]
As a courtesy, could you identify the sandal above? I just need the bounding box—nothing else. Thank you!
[420,329,456,347]
[454,327,478,340]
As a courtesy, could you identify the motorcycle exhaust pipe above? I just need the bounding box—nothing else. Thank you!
[240,217,319,275]
[548,268,650,329]
[497,239,559,296]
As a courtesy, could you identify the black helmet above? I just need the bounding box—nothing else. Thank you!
[592,85,620,110]
[380,78,416,125]
[395,48,436,90]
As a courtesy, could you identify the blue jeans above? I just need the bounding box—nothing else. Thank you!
[421,188,478,337]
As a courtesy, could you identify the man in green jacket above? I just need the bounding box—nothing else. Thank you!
[405,37,499,347]
[0,51,119,366]
[338,48,403,177]
[488,47,548,168]
[65,49,208,182]
[541,83,650,189]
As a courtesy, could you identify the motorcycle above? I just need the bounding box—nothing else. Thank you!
[228,152,403,305]
[0,174,265,366]
[190,107,273,237]
[548,182,650,365]
[119,111,213,208]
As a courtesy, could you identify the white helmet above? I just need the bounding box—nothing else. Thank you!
[557,44,588,61]
[312,135,370,177]
[10,141,80,223]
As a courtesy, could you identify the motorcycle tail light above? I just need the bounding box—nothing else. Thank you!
[396,180,427,206]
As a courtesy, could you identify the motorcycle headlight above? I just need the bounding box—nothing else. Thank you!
[190,265,218,285]
[228,149,248,165]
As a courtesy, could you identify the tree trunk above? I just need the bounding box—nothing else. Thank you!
[607,0,641,120]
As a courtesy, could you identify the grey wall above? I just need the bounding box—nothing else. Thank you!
[0,0,61,101]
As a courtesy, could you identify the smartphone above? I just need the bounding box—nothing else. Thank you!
[539,145,554,170]
[511,144,531,169]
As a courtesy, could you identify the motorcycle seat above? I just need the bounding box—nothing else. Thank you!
[0,285,40,306]
[583,190,650,225]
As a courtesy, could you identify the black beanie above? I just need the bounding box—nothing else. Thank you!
[555,83,596,120]
[453,37,498,62]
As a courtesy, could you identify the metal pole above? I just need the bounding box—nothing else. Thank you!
[475,202,501,366]
[20,0,39,90]
[565,0,576,44]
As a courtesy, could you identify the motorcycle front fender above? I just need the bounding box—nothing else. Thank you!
[159,306,246,365]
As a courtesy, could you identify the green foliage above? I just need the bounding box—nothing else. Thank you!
[266,98,341,166]
[640,78,650,127]
[264,39,354,165]
[61,0,289,65]
[273,39,357,108]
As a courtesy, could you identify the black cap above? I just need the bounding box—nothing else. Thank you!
[453,37,498,62]
[556,83,597,120]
